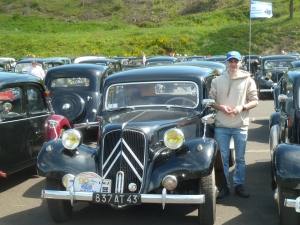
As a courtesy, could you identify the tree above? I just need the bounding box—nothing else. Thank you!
[289,0,293,20]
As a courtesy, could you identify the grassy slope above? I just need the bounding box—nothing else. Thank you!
[0,0,299,59]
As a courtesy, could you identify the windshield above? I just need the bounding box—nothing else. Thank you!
[105,81,199,110]
[263,59,294,72]
[14,62,41,73]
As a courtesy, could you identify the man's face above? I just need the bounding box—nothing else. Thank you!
[32,62,37,67]
[226,58,241,71]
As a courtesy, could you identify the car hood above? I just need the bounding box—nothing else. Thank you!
[102,109,200,143]
[105,109,197,126]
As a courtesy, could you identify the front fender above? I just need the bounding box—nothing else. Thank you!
[43,114,72,142]
[269,112,280,130]
[37,140,97,180]
[145,138,217,192]
[275,143,300,189]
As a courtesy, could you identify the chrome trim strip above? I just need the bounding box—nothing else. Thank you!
[121,151,142,181]
[122,138,144,169]
[115,171,124,193]
[103,151,121,179]
[0,114,49,124]
[103,139,121,169]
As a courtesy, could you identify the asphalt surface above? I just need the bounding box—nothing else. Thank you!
[0,95,280,225]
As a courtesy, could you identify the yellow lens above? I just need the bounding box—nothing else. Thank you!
[164,128,184,149]
[62,129,82,149]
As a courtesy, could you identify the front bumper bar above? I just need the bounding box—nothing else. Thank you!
[285,198,300,213]
[259,88,273,93]
[42,188,205,209]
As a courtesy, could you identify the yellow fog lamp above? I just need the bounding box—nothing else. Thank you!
[62,129,82,150]
[266,72,272,79]
[164,128,184,149]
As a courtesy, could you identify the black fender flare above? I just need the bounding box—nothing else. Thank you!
[144,138,218,192]
[269,112,280,130]
[275,143,300,189]
[37,140,97,180]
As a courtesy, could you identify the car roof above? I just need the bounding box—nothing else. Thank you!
[16,58,64,64]
[0,72,43,87]
[145,56,178,62]
[78,58,119,63]
[261,55,298,60]
[103,65,216,88]
[175,61,226,68]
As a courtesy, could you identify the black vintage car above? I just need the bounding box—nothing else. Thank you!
[0,72,72,178]
[269,68,300,224]
[78,58,123,73]
[37,65,234,224]
[254,55,298,99]
[44,64,115,132]
[187,55,206,61]
[241,54,261,74]
[145,56,180,67]
[205,56,226,64]
[14,58,64,74]
[175,61,226,75]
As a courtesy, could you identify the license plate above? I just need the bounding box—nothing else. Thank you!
[93,193,141,205]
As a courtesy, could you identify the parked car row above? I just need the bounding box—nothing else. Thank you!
[2,52,300,224]
[269,67,300,224]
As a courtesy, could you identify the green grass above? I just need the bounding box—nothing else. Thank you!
[0,0,299,59]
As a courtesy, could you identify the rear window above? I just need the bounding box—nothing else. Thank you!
[50,77,90,88]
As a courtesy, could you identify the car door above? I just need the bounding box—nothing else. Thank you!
[26,83,51,158]
[0,84,31,172]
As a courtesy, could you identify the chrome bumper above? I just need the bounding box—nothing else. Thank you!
[285,198,300,213]
[259,88,273,93]
[41,188,205,209]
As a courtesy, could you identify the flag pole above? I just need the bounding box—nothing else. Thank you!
[249,2,252,73]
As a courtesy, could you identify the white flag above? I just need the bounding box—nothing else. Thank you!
[250,1,273,18]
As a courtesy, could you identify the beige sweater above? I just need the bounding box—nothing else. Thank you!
[209,70,258,130]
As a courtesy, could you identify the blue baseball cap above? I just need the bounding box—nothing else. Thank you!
[226,51,242,61]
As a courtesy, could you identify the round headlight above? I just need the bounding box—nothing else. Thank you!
[62,129,82,150]
[62,174,75,188]
[164,128,184,149]
[266,72,272,79]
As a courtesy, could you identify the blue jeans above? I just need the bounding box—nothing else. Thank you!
[214,127,248,188]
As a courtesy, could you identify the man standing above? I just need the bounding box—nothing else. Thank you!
[27,60,45,80]
[209,51,258,198]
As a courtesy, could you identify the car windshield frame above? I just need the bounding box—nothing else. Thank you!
[105,81,199,110]
[263,59,295,72]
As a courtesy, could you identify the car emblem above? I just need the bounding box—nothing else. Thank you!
[62,103,71,111]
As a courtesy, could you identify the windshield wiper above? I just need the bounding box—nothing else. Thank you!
[106,106,135,111]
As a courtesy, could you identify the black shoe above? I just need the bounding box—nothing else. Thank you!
[217,187,230,199]
[235,185,249,198]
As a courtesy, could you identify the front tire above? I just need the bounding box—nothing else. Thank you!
[46,178,73,222]
[278,185,300,225]
[198,168,216,225]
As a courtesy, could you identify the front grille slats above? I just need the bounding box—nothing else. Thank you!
[102,129,146,194]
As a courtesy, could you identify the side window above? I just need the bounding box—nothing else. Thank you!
[0,86,24,117]
[27,86,47,113]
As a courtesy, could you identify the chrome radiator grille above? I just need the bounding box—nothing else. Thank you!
[102,130,146,193]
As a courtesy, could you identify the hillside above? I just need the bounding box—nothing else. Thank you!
[0,0,299,59]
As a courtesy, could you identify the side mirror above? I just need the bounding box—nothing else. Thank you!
[278,94,293,102]
[202,99,215,107]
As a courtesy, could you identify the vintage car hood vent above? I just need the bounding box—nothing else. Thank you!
[101,129,147,194]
